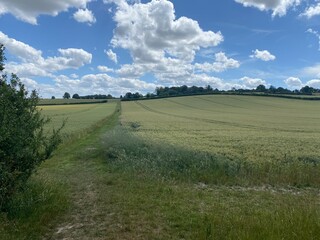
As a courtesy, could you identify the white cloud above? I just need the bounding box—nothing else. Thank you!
[0,31,42,63]
[105,49,118,63]
[284,77,302,88]
[73,8,96,25]
[303,63,320,78]
[301,3,320,18]
[195,52,240,73]
[250,49,276,61]
[111,0,223,64]
[0,31,92,77]
[97,65,114,72]
[0,0,92,24]
[306,79,320,88]
[107,0,228,86]
[235,0,301,17]
[51,73,158,97]
[240,76,267,89]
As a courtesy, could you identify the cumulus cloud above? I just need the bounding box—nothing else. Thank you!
[284,77,302,88]
[105,49,118,63]
[51,73,158,97]
[303,63,320,78]
[111,0,223,64]
[195,52,240,73]
[301,3,320,18]
[234,0,301,17]
[240,76,267,89]
[306,79,320,88]
[0,31,92,77]
[250,49,276,61]
[97,65,114,72]
[73,8,96,25]
[0,0,92,24]
[107,0,227,85]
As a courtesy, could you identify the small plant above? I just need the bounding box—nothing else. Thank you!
[130,122,141,129]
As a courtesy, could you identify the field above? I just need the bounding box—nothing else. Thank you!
[40,102,118,136]
[121,95,320,186]
[38,98,109,105]
[122,95,320,163]
[1,95,320,239]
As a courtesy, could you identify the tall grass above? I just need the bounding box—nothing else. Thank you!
[103,127,320,187]
[0,178,68,239]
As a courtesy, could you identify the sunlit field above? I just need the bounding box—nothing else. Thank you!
[1,97,319,239]
[121,95,320,186]
[41,102,117,135]
[122,95,320,163]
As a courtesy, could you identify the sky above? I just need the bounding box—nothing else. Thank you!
[0,0,320,98]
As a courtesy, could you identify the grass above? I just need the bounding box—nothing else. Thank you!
[103,127,320,187]
[0,102,119,239]
[121,95,320,186]
[1,96,319,239]
[40,102,117,136]
[100,127,320,239]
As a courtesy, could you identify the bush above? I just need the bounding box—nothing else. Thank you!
[0,44,63,210]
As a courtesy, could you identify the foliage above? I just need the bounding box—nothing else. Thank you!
[63,92,70,99]
[0,45,63,210]
[0,44,5,72]
[122,84,320,101]
[122,92,143,100]
[72,93,80,99]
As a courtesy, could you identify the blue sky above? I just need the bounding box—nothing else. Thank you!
[0,0,320,97]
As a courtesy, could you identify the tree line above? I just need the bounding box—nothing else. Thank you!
[57,92,114,100]
[121,84,320,100]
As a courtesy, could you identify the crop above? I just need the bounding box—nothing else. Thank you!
[40,102,117,136]
[121,95,320,186]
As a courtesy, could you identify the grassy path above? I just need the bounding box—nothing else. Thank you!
[44,106,121,239]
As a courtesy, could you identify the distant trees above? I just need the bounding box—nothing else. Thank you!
[300,86,318,95]
[123,92,143,100]
[51,96,55,99]
[120,84,320,101]
[72,93,80,99]
[0,44,63,211]
[74,94,113,99]
[256,84,267,92]
[63,92,70,99]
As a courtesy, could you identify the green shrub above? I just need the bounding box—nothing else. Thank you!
[0,44,63,210]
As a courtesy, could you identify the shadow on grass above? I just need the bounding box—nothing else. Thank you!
[102,126,320,187]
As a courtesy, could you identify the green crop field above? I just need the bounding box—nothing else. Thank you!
[122,95,320,162]
[2,96,319,239]
[40,102,118,136]
[121,95,320,186]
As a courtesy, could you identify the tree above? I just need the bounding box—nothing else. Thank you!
[63,92,70,99]
[0,44,5,72]
[300,86,314,95]
[256,84,266,92]
[51,96,55,99]
[72,93,80,99]
[0,44,63,211]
